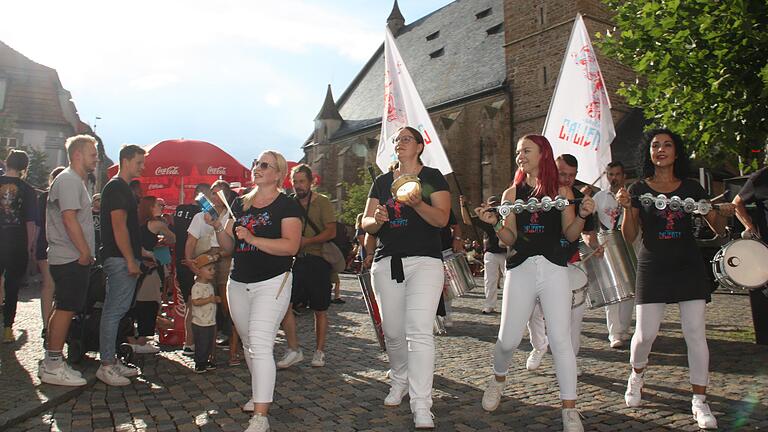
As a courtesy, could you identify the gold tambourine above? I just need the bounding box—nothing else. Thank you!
[390,174,422,203]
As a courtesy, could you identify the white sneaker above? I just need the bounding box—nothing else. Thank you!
[113,361,140,377]
[243,399,254,413]
[481,376,505,412]
[39,362,87,386]
[562,408,584,432]
[311,350,325,367]
[64,363,83,377]
[624,370,644,407]
[96,364,130,386]
[692,397,718,429]
[481,307,494,314]
[245,413,270,432]
[526,348,545,371]
[276,349,303,369]
[576,362,583,377]
[413,408,435,429]
[384,384,409,406]
[131,343,160,354]
[610,339,624,349]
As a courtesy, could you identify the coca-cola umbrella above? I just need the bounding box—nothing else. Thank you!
[107,139,250,210]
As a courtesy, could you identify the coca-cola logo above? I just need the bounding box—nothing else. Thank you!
[207,166,227,175]
[148,183,165,190]
[155,166,180,176]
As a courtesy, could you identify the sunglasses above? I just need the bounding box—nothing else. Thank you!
[253,161,276,170]
[394,135,416,143]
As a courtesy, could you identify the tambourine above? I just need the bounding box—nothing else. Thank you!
[638,193,712,215]
[391,174,422,203]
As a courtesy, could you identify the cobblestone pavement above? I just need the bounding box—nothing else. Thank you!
[2,274,767,431]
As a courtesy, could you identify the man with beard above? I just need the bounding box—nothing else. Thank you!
[278,164,336,369]
[39,135,98,385]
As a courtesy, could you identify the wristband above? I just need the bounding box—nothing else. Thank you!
[493,220,504,232]
[214,224,226,233]
[577,213,587,220]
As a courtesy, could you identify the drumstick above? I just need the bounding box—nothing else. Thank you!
[579,241,608,264]
[589,171,606,188]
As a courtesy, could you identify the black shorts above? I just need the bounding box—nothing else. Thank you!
[49,260,91,312]
[176,263,195,303]
[291,254,331,311]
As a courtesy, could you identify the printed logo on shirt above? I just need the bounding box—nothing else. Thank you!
[0,183,23,226]
[604,206,620,227]
[386,198,408,228]
[236,211,273,252]
[656,208,684,240]
[523,211,545,234]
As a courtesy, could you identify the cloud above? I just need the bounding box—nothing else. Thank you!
[129,73,180,91]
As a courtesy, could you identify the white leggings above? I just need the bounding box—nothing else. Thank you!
[493,256,577,400]
[630,300,709,386]
[527,300,587,355]
[227,274,292,403]
[372,256,444,411]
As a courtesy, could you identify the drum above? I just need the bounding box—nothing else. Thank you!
[357,271,386,351]
[712,239,768,291]
[579,230,636,309]
[568,263,588,309]
[443,252,476,299]
[390,174,422,203]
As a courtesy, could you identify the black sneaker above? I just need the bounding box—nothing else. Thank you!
[194,364,207,374]
[206,361,218,371]
[331,298,346,304]
[182,346,195,357]
[217,337,230,347]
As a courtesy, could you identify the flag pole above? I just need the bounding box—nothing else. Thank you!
[451,174,481,243]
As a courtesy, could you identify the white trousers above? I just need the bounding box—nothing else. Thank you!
[372,256,444,411]
[227,274,292,403]
[630,300,709,386]
[605,300,634,343]
[493,256,577,400]
[527,297,587,355]
[483,252,506,310]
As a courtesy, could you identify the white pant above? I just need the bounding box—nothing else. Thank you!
[605,300,633,343]
[372,256,444,411]
[227,274,292,403]
[630,300,709,386]
[483,252,506,310]
[493,256,577,400]
[527,298,587,355]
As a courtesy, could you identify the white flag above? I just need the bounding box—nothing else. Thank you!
[377,27,453,175]
[543,14,615,191]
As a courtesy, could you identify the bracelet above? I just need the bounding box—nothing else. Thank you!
[577,213,587,220]
[214,224,225,233]
[493,220,504,232]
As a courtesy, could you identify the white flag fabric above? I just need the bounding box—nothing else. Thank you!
[543,14,615,191]
[377,27,453,175]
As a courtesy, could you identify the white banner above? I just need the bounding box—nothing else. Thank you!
[377,27,453,175]
[543,14,615,191]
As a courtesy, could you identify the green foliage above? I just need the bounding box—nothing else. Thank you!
[25,146,50,188]
[339,166,379,226]
[596,0,768,166]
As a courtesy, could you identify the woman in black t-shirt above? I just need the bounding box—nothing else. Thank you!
[476,135,593,431]
[616,129,733,430]
[362,126,451,429]
[206,150,302,432]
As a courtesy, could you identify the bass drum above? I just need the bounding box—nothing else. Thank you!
[712,239,768,291]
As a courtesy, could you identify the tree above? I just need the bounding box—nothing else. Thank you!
[25,146,50,189]
[596,0,768,169]
[339,166,379,226]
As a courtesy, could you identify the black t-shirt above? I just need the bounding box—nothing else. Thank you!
[737,167,768,242]
[230,193,303,283]
[473,218,506,254]
[368,167,450,260]
[557,187,596,263]
[173,203,200,263]
[629,179,710,304]
[100,177,141,259]
[439,211,458,251]
[0,176,37,231]
[506,183,567,269]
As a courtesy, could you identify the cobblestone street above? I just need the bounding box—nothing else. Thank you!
[1,274,766,431]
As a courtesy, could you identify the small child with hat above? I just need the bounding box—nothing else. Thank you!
[190,253,221,373]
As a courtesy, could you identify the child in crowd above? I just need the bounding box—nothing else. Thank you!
[190,254,221,373]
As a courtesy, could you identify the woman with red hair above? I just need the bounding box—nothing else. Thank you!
[477,135,593,432]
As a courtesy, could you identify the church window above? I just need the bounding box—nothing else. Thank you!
[475,8,492,19]
[426,31,440,41]
[429,48,445,59]
[486,23,503,35]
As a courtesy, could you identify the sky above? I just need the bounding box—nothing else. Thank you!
[1,0,452,166]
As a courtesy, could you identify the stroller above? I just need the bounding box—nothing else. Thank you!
[66,265,135,364]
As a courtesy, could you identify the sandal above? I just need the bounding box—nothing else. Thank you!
[229,357,242,366]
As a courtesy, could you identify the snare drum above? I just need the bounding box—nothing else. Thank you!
[443,251,476,298]
[568,263,589,309]
[712,239,768,291]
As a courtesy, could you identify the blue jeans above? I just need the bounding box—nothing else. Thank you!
[100,257,139,364]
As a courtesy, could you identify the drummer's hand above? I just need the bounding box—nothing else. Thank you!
[615,187,631,209]
[476,204,498,225]
[363,255,374,269]
[579,195,595,218]
[717,203,735,217]
[452,238,464,253]
[374,205,390,225]
[742,227,759,240]
[592,244,605,259]
[580,185,593,197]
[401,188,423,208]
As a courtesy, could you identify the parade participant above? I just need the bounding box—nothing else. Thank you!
[278,164,336,369]
[38,135,97,386]
[1,150,38,344]
[524,154,599,375]
[174,184,205,356]
[205,150,302,432]
[616,129,733,430]
[590,161,634,348]
[478,135,593,432]
[362,126,450,430]
[97,144,146,386]
[460,195,506,314]
[37,166,66,341]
